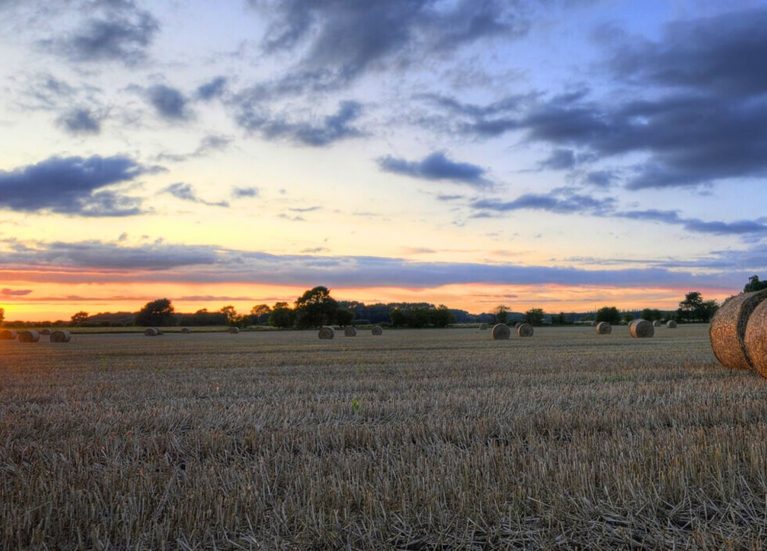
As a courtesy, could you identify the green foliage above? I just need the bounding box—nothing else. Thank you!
[220,305,239,326]
[390,304,453,328]
[640,308,663,321]
[744,275,767,293]
[495,305,509,324]
[70,311,89,326]
[135,299,176,327]
[336,308,354,326]
[269,302,296,328]
[524,308,545,326]
[677,291,718,323]
[351,398,361,414]
[295,286,339,328]
[595,306,621,324]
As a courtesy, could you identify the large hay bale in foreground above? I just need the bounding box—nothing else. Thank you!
[50,330,72,343]
[516,323,534,337]
[144,327,161,337]
[666,320,677,328]
[745,300,767,378]
[227,326,240,334]
[710,290,767,370]
[318,326,335,339]
[492,323,511,340]
[595,322,612,335]
[344,326,357,337]
[18,330,40,343]
[0,329,16,340]
[371,325,383,336]
[479,323,488,330]
[629,319,654,338]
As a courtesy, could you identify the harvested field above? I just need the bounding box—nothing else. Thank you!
[3,325,767,548]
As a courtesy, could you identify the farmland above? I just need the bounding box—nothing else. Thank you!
[3,325,767,548]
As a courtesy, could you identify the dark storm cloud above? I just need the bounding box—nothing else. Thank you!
[0,238,745,290]
[40,2,158,64]
[57,108,101,135]
[236,100,363,146]
[146,85,190,121]
[0,155,146,216]
[378,152,490,188]
[195,77,227,101]
[253,0,524,88]
[162,183,229,208]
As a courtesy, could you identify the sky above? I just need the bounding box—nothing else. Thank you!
[1,0,766,321]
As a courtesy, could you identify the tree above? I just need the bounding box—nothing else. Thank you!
[595,306,621,325]
[744,275,767,293]
[640,308,663,321]
[0,307,4,325]
[294,286,339,328]
[70,311,89,326]
[269,302,295,328]
[525,308,545,326]
[430,305,454,328]
[249,304,271,324]
[336,308,354,326]
[677,291,718,323]
[495,305,510,324]
[135,299,176,326]
[220,305,239,326]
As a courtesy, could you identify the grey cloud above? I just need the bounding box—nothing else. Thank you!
[196,76,227,101]
[1,288,32,296]
[57,108,101,135]
[473,191,614,215]
[378,152,490,188]
[0,155,146,216]
[155,134,232,162]
[538,148,576,170]
[231,186,259,199]
[162,183,229,208]
[146,84,190,120]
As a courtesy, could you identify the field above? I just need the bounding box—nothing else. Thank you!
[3,325,767,549]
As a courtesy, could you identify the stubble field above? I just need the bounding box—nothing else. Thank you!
[3,325,767,549]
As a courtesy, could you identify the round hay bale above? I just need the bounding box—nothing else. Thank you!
[144,327,160,337]
[745,300,767,378]
[492,323,511,340]
[479,323,488,330]
[711,290,767,370]
[50,330,72,343]
[666,320,677,328]
[595,322,612,335]
[629,319,654,338]
[318,326,335,339]
[40,328,52,335]
[516,323,534,337]
[181,327,191,333]
[18,330,40,343]
[653,320,662,327]
[0,329,17,340]
[590,320,597,327]
[344,326,357,337]
[513,321,523,329]
[371,325,383,336]
[227,326,240,334]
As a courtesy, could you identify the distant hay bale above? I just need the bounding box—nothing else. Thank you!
[40,329,51,335]
[344,326,357,337]
[371,325,383,336]
[50,330,71,343]
[513,322,523,329]
[227,327,240,334]
[144,327,161,337]
[591,320,597,327]
[653,320,662,327]
[492,323,511,340]
[18,330,40,343]
[181,327,191,333]
[629,319,654,338]
[479,323,488,330]
[666,320,677,328]
[710,290,767,370]
[595,322,612,335]
[318,326,335,339]
[516,323,534,337]
[745,300,767,378]
[0,329,17,340]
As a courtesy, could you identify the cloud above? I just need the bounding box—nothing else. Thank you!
[236,100,364,146]
[195,76,227,101]
[146,84,190,121]
[378,152,490,188]
[231,186,259,199]
[40,2,159,65]
[57,108,101,135]
[0,155,147,216]
[0,238,749,291]
[162,183,229,208]
[1,288,32,296]
[537,148,576,170]
[155,134,232,162]
[473,191,615,215]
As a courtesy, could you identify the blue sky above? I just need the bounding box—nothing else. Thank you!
[0,0,765,318]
